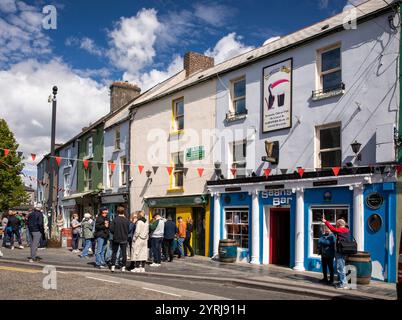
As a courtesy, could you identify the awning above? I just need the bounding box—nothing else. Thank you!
[63,190,95,200]
[101,193,127,204]
[144,194,208,208]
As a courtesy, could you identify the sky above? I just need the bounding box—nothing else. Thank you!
[0,0,366,183]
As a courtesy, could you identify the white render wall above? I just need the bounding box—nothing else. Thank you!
[214,14,399,176]
[130,78,216,212]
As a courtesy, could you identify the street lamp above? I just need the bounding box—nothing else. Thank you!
[351,140,362,161]
[47,85,57,238]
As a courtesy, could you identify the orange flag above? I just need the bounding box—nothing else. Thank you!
[297,167,304,178]
[264,168,271,178]
[230,168,237,177]
[55,156,62,166]
[83,159,89,169]
[197,168,204,177]
[332,167,341,176]
[138,165,144,174]
[167,166,173,175]
[109,162,116,173]
[31,153,36,161]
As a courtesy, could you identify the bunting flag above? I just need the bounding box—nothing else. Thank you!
[31,153,36,161]
[230,168,237,177]
[4,149,9,157]
[55,156,62,166]
[264,168,271,178]
[138,165,144,174]
[109,162,116,173]
[152,166,159,174]
[297,167,304,178]
[396,165,402,176]
[332,167,341,176]
[197,168,204,177]
[83,159,89,170]
[167,166,173,176]
[280,168,288,175]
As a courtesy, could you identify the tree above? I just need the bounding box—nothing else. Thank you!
[0,118,28,212]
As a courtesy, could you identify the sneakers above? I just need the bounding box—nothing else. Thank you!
[139,267,145,273]
[11,246,14,250]
[121,267,126,272]
[130,268,139,273]
[111,266,115,272]
[72,249,79,253]
[335,284,349,290]
[79,255,89,259]
[28,259,34,263]
[18,245,24,249]
[150,263,160,267]
[95,265,107,269]
[0,250,3,257]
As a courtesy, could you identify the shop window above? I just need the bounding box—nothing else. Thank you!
[310,206,349,256]
[231,140,247,178]
[225,209,249,249]
[153,208,166,218]
[316,123,341,168]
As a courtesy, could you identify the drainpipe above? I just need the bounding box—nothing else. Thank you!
[353,184,364,251]
[293,188,305,271]
[128,107,138,214]
[212,193,221,258]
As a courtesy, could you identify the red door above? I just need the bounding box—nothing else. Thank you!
[269,208,290,266]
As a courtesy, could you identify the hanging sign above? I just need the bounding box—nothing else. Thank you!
[262,58,292,132]
[185,146,205,161]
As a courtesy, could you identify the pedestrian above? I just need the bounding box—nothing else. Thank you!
[7,211,23,249]
[88,214,96,255]
[318,226,336,284]
[79,213,94,259]
[39,211,48,249]
[71,213,81,253]
[176,216,186,259]
[1,212,9,248]
[16,212,25,246]
[149,212,165,267]
[94,207,109,269]
[322,217,351,289]
[109,206,130,272]
[127,212,138,270]
[130,210,148,273]
[23,212,31,247]
[27,204,44,262]
[163,215,177,262]
[184,217,194,257]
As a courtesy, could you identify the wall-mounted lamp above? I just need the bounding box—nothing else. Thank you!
[145,170,152,183]
[214,162,223,180]
[350,140,362,161]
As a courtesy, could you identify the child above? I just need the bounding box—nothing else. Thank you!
[318,226,336,284]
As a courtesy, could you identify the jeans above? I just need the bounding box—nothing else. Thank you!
[106,240,121,263]
[25,228,31,246]
[151,237,163,264]
[335,252,346,286]
[184,236,194,256]
[177,237,185,257]
[163,238,174,261]
[81,239,93,257]
[95,237,107,266]
[321,256,335,282]
[30,231,41,260]
[9,229,22,247]
[72,233,80,250]
[111,242,127,267]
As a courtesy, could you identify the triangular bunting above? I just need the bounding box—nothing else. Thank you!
[167,166,173,176]
[31,153,36,161]
[4,149,9,157]
[83,159,89,170]
[297,167,304,178]
[280,168,288,175]
[183,167,189,176]
[332,167,341,176]
[109,162,116,173]
[264,168,271,178]
[230,168,237,177]
[138,165,144,174]
[152,166,159,174]
[55,156,62,166]
[197,168,204,177]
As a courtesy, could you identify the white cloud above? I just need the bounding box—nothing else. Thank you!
[66,36,103,57]
[193,3,234,27]
[205,32,254,64]
[0,0,17,13]
[0,59,109,159]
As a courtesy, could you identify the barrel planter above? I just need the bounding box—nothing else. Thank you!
[218,239,237,263]
[346,251,372,285]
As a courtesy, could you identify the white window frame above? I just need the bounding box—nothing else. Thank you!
[172,151,184,188]
[65,148,72,167]
[230,140,247,178]
[63,173,70,197]
[173,98,184,132]
[120,156,127,186]
[314,122,342,168]
[224,207,249,249]
[115,127,121,151]
[309,205,350,258]
[316,43,342,92]
[86,136,93,158]
[84,166,92,191]
[153,208,166,218]
[230,76,246,114]
[107,161,114,189]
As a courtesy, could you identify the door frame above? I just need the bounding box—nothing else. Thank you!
[263,205,290,265]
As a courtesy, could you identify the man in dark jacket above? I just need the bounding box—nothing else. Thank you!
[27,205,44,262]
[163,215,178,262]
[109,206,130,272]
[7,211,23,249]
[94,207,109,269]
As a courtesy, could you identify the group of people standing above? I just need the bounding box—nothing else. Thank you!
[71,206,195,273]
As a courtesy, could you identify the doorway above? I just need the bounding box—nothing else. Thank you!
[192,207,206,256]
[269,208,290,266]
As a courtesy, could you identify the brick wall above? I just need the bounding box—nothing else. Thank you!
[184,52,214,77]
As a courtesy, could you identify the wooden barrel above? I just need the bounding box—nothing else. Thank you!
[346,251,372,285]
[218,239,237,263]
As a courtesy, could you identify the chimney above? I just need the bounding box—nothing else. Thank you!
[184,52,214,77]
[109,81,141,113]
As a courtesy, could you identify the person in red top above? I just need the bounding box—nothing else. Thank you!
[322,217,350,289]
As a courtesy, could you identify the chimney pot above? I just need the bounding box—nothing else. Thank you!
[109,81,141,113]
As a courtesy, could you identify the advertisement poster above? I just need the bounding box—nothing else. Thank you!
[262,59,292,132]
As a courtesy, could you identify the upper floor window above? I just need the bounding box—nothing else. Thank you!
[115,128,121,150]
[108,161,114,188]
[231,77,246,115]
[63,173,70,197]
[318,45,341,93]
[120,156,127,186]
[172,152,184,188]
[231,140,247,178]
[173,98,184,132]
[84,166,92,191]
[65,148,71,167]
[86,137,93,158]
[316,123,341,168]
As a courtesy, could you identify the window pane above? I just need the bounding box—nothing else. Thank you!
[324,209,335,222]
[177,116,184,130]
[241,236,248,249]
[175,172,183,187]
[175,100,184,116]
[233,79,246,98]
[320,127,340,149]
[313,224,323,238]
[336,209,348,223]
[241,225,248,235]
[234,98,246,114]
[227,224,235,234]
[226,212,233,223]
[313,239,319,255]
[241,212,248,224]
[322,70,342,92]
[321,48,340,72]
[233,142,246,162]
[321,150,341,168]
[233,212,240,224]
[312,209,323,222]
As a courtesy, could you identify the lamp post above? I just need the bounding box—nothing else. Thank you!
[47,85,57,238]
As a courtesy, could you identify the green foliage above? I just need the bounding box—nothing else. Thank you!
[0,118,29,212]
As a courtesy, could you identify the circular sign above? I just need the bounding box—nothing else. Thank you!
[365,192,384,209]
[368,214,382,233]
[194,197,202,204]
[149,200,156,206]
[224,195,231,204]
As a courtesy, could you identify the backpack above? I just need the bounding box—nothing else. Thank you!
[337,231,357,255]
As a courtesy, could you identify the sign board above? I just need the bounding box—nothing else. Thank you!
[185,146,205,161]
[262,59,292,132]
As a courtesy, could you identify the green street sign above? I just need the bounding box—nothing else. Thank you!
[185,146,205,161]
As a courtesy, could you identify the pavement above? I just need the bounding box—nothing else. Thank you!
[0,245,397,300]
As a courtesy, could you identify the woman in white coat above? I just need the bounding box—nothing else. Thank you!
[131,210,149,273]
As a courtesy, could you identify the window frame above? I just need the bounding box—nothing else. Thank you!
[65,148,72,168]
[120,156,127,186]
[316,43,342,93]
[315,122,342,168]
[224,208,249,249]
[86,136,93,159]
[84,166,92,191]
[230,76,246,115]
[172,97,184,132]
[107,160,114,189]
[171,151,184,189]
[230,140,247,178]
[309,205,350,258]
[63,173,70,197]
[115,127,121,151]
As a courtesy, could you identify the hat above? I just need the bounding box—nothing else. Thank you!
[100,207,108,213]
[84,213,91,219]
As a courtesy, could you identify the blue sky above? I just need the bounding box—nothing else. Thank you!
[0,0,359,181]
